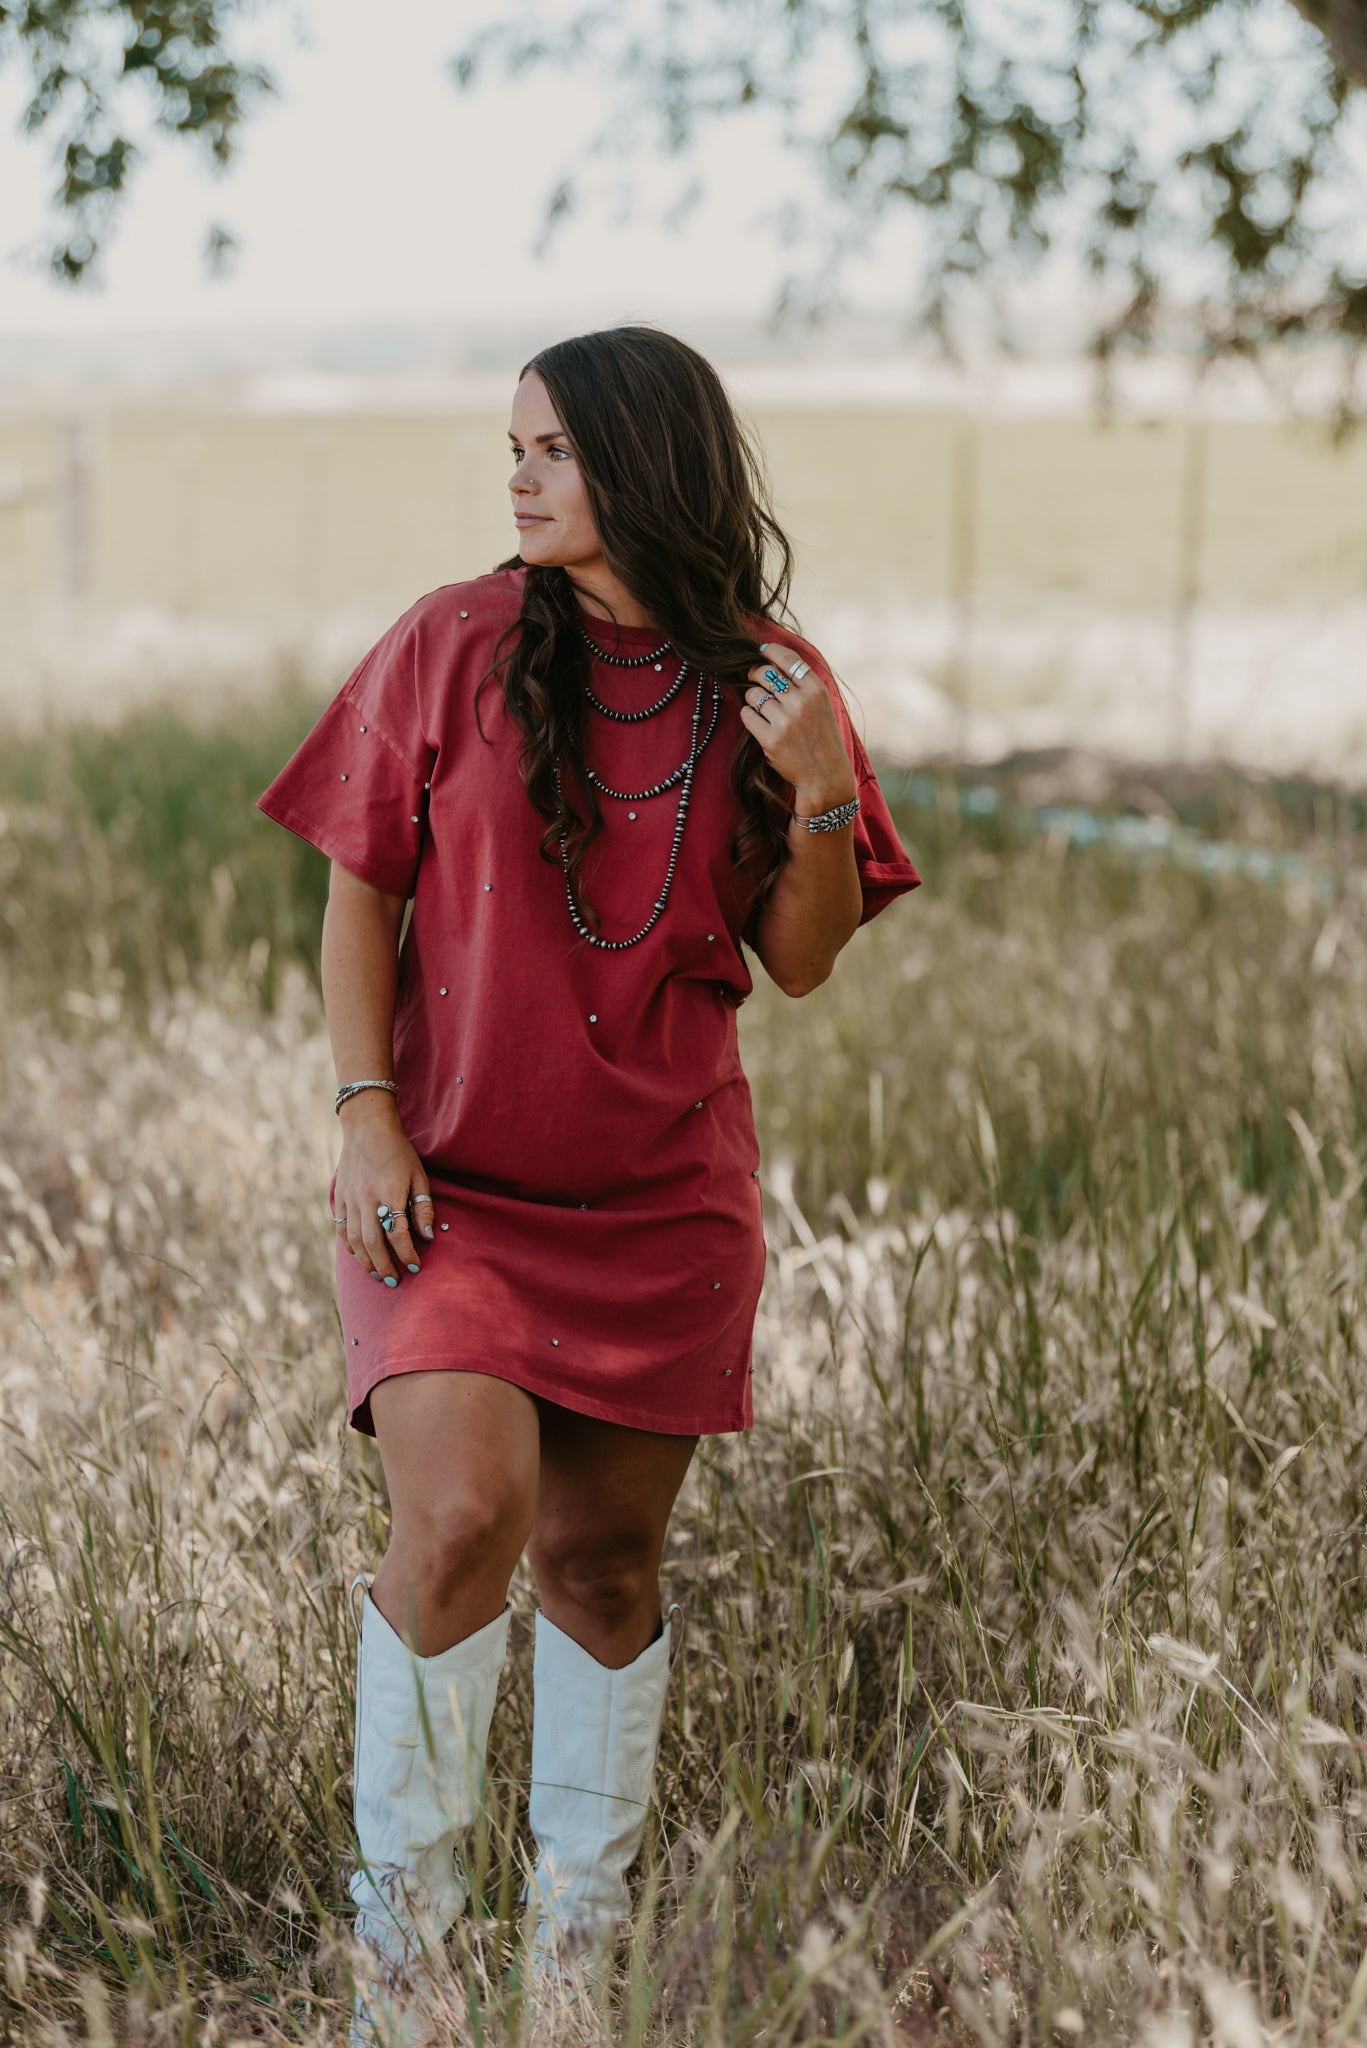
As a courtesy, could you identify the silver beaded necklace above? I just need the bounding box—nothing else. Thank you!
[584,655,688,723]
[585,672,721,802]
[556,657,722,951]
[579,622,686,722]
[578,619,672,670]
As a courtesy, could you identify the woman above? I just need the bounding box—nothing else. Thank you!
[255,325,920,2036]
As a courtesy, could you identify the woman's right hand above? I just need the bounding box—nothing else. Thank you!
[332,1093,433,1283]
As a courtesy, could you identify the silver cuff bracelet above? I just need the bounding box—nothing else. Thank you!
[794,795,861,833]
[335,1079,399,1114]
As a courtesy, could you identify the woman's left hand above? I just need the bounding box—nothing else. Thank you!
[739,644,859,815]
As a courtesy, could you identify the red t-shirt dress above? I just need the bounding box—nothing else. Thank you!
[255,566,921,1437]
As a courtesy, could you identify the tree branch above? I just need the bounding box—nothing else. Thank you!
[0,0,278,284]
[1285,0,1367,82]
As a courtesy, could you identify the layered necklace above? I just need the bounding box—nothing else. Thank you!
[555,619,721,951]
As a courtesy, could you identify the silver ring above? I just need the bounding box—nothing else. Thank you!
[761,667,789,693]
[410,1193,433,1205]
[376,1202,397,1233]
[761,645,810,685]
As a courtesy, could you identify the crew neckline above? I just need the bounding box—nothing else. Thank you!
[575,599,669,648]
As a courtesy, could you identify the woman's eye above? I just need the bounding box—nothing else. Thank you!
[548,446,570,461]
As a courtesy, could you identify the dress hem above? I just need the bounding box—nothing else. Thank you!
[349,1352,754,1440]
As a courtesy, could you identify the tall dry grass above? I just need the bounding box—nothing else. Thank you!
[2,711,1366,2044]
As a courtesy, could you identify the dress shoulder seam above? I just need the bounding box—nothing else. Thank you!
[342,677,430,784]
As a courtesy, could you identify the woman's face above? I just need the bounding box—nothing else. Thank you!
[507,371,601,572]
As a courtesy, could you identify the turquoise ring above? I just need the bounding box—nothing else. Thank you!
[761,666,790,693]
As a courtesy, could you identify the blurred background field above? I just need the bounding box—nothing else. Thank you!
[4,0,1367,2035]
[4,359,1367,780]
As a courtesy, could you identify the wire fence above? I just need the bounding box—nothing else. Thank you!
[2,402,1365,769]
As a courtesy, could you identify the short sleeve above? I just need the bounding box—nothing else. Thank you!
[742,634,922,944]
[833,694,923,927]
[254,611,438,898]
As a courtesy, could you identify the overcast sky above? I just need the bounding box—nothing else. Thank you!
[0,0,922,342]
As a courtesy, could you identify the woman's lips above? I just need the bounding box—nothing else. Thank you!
[514,513,550,525]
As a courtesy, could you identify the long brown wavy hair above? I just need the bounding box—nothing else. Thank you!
[478,325,800,933]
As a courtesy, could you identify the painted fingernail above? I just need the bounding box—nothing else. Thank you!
[384,1275,399,1287]
[423,1225,434,1239]
[406,1262,420,1273]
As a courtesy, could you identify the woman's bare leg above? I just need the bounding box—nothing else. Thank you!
[526,1400,697,1667]
[368,1369,541,1655]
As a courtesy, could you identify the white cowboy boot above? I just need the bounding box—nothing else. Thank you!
[522,1603,681,1995]
[348,1580,511,2047]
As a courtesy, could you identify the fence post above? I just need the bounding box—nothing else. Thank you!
[297,421,334,612]
[172,421,207,615]
[1170,412,1208,761]
[60,412,98,606]
[947,413,979,755]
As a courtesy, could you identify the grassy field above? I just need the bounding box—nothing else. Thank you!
[1,703,1366,2044]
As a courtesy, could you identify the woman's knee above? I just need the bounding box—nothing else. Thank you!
[528,1527,657,1626]
[397,1487,532,1605]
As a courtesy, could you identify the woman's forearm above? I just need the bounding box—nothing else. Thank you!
[750,779,863,998]
[321,862,408,1128]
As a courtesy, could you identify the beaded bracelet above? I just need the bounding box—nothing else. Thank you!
[335,1079,399,1114]
[794,795,861,833]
